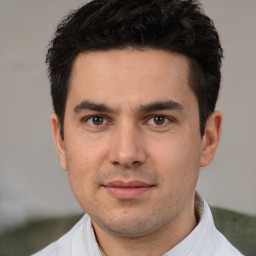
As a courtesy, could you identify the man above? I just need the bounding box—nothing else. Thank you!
[34,0,243,255]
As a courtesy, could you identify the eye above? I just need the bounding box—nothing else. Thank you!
[147,115,171,126]
[85,115,107,126]
[153,116,167,125]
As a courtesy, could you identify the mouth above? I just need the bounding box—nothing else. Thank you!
[102,180,155,200]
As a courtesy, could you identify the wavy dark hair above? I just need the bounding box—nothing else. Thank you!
[46,0,223,138]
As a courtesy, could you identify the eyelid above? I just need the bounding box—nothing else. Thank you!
[82,114,111,125]
[80,114,176,127]
[145,114,175,123]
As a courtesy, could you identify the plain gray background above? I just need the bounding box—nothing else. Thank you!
[0,0,256,233]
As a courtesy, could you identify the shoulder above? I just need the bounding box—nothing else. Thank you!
[191,196,244,256]
[31,214,90,256]
[31,242,60,256]
[201,201,244,256]
[206,229,244,256]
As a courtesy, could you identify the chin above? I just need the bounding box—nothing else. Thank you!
[92,209,171,238]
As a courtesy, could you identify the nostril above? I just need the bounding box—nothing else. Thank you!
[111,160,142,168]
[112,161,119,166]
[132,161,142,166]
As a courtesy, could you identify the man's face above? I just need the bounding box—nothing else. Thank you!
[52,49,219,239]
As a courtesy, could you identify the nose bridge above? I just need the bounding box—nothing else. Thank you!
[109,119,146,167]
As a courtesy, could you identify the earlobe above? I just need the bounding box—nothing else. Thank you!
[50,113,67,171]
[200,111,222,167]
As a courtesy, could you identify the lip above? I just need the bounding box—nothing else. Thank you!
[103,180,154,200]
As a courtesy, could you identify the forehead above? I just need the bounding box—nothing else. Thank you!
[68,49,195,110]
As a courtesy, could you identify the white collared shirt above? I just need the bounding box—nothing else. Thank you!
[32,199,243,256]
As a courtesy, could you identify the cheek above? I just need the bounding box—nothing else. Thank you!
[65,135,107,170]
[64,139,107,198]
[150,135,201,186]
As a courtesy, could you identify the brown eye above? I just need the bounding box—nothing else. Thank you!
[153,116,166,125]
[91,116,104,125]
[85,115,106,126]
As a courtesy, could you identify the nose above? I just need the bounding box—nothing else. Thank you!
[108,122,147,168]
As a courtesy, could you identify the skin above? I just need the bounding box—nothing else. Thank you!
[51,49,222,256]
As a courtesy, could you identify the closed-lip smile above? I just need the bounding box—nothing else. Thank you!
[103,180,155,200]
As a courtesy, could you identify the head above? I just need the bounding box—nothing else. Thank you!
[46,0,223,138]
[48,0,223,250]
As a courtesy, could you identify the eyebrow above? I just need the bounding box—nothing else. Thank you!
[139,100,183,113]
[74,100,115,113]
[73,100,183,114]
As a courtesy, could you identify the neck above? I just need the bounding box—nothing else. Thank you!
[92,198,198,256]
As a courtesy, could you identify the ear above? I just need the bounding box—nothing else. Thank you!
[50,113,67,171]
[200,111,222,167]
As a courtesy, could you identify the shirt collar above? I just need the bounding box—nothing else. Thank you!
[163,195,215,255]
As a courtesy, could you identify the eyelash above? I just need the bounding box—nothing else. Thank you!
[146,115,174,126]
[82,115,109,126]
[82,114,175,127]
